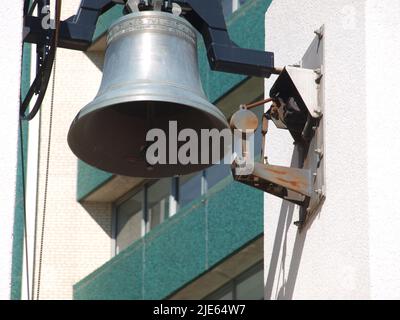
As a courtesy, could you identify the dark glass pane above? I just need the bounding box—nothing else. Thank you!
[116,191,143,253]
[222,0,233,17]
[147,179,171,230]
[236,266,264,300]
[179,173,202,209]
[218,291,234,300]
[205,164,231,190]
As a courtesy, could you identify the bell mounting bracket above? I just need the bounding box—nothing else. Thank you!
[232,27,326,230]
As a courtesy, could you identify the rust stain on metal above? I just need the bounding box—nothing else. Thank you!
[268,168,289,175]
[276,177,305,188]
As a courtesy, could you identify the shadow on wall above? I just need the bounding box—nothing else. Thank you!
[264,148,321,300]
[80,201,113,239]
[85,52,105,71]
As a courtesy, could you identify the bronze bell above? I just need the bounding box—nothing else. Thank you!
[68,11,230,178]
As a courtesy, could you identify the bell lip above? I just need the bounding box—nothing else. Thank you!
[74,91,229,132]
[70,12,230,178]
[107,10,197,41]
[67,99,231,178]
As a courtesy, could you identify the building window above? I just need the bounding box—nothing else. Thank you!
[113,165,232,254]
[116,190,144,254]
[147,178,172,231]
[222,0,248,18]
[178,172,203,209]
[115,178,174,254]
[205,164,231,190]
[205,262,264,300]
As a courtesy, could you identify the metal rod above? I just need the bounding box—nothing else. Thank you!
[261,114,269,164]
[244,97,274,110]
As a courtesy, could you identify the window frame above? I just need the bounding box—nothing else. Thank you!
[222,0,246,17]
[204,261,264,300]
[113,182,146,254]
[111,172,209,255]
[112,178,182,253]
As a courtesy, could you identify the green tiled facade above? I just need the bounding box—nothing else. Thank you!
[11,43,31,300]
[74,176,263,300]
[77,160,113,200]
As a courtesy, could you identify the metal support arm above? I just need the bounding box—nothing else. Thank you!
[24,0,117,51]
[23,0,276,77]
[233,162,312,205]
[231,29,326,230]
[175,0,276,78]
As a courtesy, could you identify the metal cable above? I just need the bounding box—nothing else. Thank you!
[35,53,56,301]
[35,0,61,300]
[243,97,274,110]
[28,0,39,16]
[30,112,42,298]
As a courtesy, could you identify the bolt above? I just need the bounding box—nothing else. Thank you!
[270,106,279,120]
[314,30,323,39]
[315,189,325,198]
[315,109,323,117]
[315,73,323,84]
[294,221,302,227]
[313,172,318,178]
[314,68,322,75]
[314,148,324,157]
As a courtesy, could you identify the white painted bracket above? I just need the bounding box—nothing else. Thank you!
[284,66,322,119]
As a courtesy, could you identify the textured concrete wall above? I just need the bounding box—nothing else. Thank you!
[0,1,24,300]
[365,0,400,299]
[264,0,400,299]
[264,0,368,299]
[31,0,113,300]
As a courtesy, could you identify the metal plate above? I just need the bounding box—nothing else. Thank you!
[299,26,326,229]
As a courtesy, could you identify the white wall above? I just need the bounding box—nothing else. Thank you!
[264,0,400,299]
[0,1,24,300]
[366,0,400,300]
